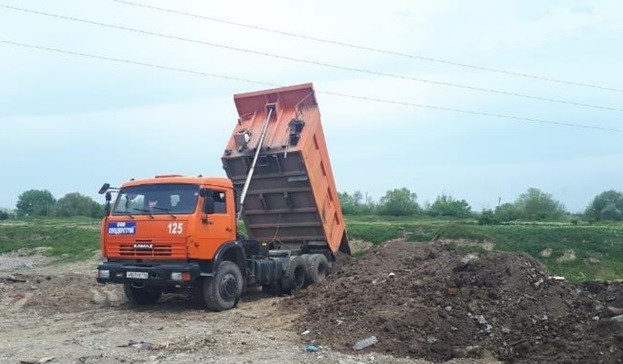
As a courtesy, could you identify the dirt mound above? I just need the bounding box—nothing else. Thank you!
[286,241,623,363]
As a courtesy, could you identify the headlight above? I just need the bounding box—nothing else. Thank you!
[171,272,183,281]
[98,270,110,279]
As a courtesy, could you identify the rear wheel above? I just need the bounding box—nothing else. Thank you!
[281,256,306,294]
[123,284,162,305]
[305,254,329,285]
[262,281,282,296]
[203,261,243,311]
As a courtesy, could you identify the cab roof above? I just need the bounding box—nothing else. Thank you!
[121,175,232,189]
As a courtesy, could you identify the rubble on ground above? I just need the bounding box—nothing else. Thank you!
[286,240,623,363]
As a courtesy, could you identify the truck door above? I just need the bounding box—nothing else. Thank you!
[194,189,236,259]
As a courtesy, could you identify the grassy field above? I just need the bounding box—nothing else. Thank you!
[0,217,101,262]
[346,216,623,282]
[1,216,622,282]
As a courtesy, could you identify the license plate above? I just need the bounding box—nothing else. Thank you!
[126,271,148,279]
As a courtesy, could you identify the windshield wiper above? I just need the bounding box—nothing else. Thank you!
[116,211,135,219]
[133,208,154,219]
[153,206,176,219]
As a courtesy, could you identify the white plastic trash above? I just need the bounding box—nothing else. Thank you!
[353,336,378,351]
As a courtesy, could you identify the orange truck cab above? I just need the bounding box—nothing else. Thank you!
[96,84,350,311]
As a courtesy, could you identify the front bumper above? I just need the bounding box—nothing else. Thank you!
[96,261,202,286]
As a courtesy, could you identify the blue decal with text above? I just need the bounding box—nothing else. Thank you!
[108,221,136,235]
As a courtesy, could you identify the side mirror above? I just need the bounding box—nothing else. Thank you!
[199,187,212,198]
[104,192,112,216]
[98,183,111,194]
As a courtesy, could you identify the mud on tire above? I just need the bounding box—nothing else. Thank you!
[203,261,243,312]
[304,254,329,285]
[281,256,306,294]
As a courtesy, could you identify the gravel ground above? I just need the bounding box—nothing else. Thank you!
[0,252,490,364]
[0,248,51,271]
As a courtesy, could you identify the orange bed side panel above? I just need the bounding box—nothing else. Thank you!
[221,83,348,253]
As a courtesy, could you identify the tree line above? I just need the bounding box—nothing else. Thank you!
[1,187,621,223]
[0,189,103,220]
[339,187,623,223]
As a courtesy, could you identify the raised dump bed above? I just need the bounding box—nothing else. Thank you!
[222,83,349,254]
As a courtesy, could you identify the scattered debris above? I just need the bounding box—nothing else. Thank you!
[119,340,157,350]
[303,343,320,352]
[473,315,492,333]
[4,275,27,283]
[611,314,623,322]
[352,336,377,351]
[533,278,544,289]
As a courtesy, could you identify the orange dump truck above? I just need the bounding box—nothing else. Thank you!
[96,83,349,311]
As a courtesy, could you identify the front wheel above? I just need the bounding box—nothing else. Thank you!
[123,283,162,305]
[203,261,243,312]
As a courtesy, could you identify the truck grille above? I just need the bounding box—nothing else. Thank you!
[119,244,172,257]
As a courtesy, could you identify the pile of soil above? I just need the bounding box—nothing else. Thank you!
[286,240,623,363]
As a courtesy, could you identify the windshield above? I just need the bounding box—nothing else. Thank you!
[113,183,199,216]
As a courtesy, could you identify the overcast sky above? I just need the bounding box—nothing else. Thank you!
[1,0,621,213]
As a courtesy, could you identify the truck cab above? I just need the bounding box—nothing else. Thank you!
[102,176,236,263]
[97,176,252,309]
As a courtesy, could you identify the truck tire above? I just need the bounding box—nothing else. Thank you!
[123,283,162,305]
[262,281,282,296]
[305,254,329,285]
[203,261,243,312]
[281,256,306,294]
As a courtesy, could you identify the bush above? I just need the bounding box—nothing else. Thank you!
[585,190,623,222]
[515,188,567,221]
[427,193,472,218]
[479,210,501,225]
[16,189,56,217]
[339,191,376,215]
[378,188,420,216]
[54,192,104,218]
[0,211,10,220]
[495,203,522,222]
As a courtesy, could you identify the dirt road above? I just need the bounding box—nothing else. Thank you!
[3,241,622,363]
[0,253,455,364]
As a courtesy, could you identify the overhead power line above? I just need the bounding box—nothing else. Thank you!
[2,40,621,134]
[110,0,623,93]
[2,4,622,113]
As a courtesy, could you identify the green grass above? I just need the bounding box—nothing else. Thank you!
[345,216,623,282]
[1,216,622,282]
[0,217,100,262]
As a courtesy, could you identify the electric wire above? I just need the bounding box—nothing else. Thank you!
[1,4,621,113]
[110,0,623,93]
[2,40,621,134]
